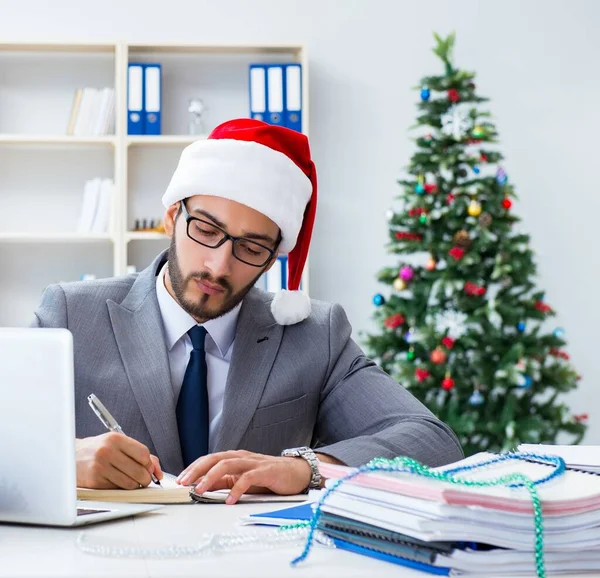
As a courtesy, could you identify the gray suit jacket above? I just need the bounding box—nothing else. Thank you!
[31,251,463,475]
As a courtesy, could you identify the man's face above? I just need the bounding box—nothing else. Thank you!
[163,195,280,322]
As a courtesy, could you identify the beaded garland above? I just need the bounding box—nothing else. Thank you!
[288,452,567,578]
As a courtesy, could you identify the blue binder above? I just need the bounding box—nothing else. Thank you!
[278,255,288,289]
[249,64,267,122]
[265,65,285,127]
[143,63,162,135]
[127,63,145,135]
[284,64,302,132]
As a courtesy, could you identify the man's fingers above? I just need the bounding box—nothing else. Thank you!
[102,464,145,490]
[195,458,260,491]
[107,448,153,487]
[177,451,258,484]
[225,471,262,504]
[111,432,152,467]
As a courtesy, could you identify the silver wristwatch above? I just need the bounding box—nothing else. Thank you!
[280,446,322,490]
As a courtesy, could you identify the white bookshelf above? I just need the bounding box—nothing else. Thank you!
[0,41,309,327]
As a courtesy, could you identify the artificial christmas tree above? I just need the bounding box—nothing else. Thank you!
[366,33,586,456]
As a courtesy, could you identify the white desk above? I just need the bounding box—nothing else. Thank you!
[0,502,423,578]
[0,502,573,578]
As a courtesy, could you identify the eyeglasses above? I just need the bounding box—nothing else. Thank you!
[179,201,280,268]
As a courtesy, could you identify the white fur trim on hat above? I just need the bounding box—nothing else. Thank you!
[162,139,312,254]
[271,289,311,325]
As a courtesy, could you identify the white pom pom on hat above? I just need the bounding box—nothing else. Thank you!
[162,118,317,325]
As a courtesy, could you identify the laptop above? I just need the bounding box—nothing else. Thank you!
[0,327,161,526]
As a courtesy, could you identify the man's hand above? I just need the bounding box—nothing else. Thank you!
[76,432,163,490]
[176,450,313,504]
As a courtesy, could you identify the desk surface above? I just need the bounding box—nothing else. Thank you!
[0,501,575,578]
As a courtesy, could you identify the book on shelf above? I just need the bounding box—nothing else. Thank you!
[76,177,114,234]
[67,87,115,137]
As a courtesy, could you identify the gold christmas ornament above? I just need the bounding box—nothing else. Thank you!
[393,278,407,291]
[425,257,437,271]
[468,199,482,217]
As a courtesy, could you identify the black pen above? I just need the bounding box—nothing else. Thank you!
[87,393,162,486]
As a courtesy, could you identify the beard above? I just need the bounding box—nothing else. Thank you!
[167,235,265,322]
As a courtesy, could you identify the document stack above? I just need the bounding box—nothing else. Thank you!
[307,452,600,576]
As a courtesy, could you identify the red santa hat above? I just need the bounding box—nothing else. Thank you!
[162,118,317,325]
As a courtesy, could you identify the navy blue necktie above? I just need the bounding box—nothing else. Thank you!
[177,325,209,467]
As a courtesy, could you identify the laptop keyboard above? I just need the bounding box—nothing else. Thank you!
[77,507,112,516]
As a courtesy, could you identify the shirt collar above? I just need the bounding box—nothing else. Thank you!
[155,263,241,357]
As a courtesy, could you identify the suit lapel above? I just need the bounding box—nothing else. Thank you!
[213,288,282,452]
[107,251,184,475]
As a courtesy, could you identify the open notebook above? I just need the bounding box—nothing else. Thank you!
[77,473,194,504]
[77,474,308,505]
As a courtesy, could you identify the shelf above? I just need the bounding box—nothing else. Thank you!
[126,232,169,241]
[0,135,116,146]
[127,43,303,55]
[127,135,206,147]
[0,41,116,53]
[0,232,114,243]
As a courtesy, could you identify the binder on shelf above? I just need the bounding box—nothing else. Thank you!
[266,65,285,127]
[265,256,288,293]
[284,64,302,132]
[249,65,267,122]
[127,63,145,135]
[144,63,162,135]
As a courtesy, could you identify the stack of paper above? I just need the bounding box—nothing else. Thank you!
[310,452,600,575]
[519,444,600,474]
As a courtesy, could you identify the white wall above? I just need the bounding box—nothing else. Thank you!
[2,0,600,441]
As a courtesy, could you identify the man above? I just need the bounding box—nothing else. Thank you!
[32,119,463,504]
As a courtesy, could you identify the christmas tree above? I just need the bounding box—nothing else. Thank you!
[366,33,586,456]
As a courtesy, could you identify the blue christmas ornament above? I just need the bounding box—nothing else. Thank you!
[373,294,385,307]
[554,327,566,339]
[496,167,508,185]
[415,183,425,195]
[469,390,484,406]
[405,330,415,344]
[473,166,480,174]
[524,375,532,388]
[517,321,526,332]
[420,86,430,101]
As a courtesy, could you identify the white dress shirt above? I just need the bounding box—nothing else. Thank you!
[155,263,241,453]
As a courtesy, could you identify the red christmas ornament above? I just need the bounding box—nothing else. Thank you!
[447,88,460,102]
[430,348,447,365]
[424,183,438,194]
[384,313,405,329]
[409,207,425,217]
[448,246,465,260]
[415,368,431,383]
[446,193,456,204]
[574,413,589,423]
[535,300,552,313]
[442,336,455,349]
[442,376,455,390]
[550,348,570,361]
[464,281,486,296]
[395,232,423,242]
[480,153,488,162]
[502,198,513,209]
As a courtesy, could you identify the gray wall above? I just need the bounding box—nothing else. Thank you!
[2,0,599,441]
